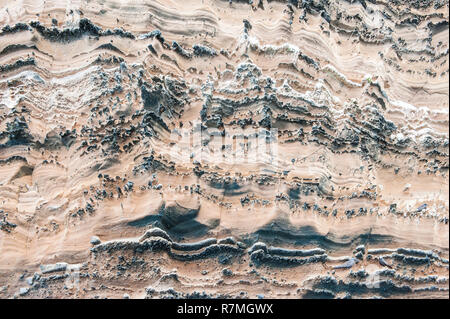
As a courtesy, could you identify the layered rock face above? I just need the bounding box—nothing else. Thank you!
[0,0,448,299]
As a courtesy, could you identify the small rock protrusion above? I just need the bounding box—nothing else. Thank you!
[90,236,101,246]
[222,268,233,277]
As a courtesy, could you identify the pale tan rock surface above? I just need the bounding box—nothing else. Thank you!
[0,0,448,299]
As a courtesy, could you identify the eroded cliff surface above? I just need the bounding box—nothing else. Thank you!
[0,0,448,299]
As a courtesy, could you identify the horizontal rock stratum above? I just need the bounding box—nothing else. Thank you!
[0,0,448,299]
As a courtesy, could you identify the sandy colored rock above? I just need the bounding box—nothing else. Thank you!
[0,0,448,299]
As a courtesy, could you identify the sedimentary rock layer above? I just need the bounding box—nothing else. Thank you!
[0,0,448,299]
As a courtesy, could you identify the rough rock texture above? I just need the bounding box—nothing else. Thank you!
[0,0,448,299]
